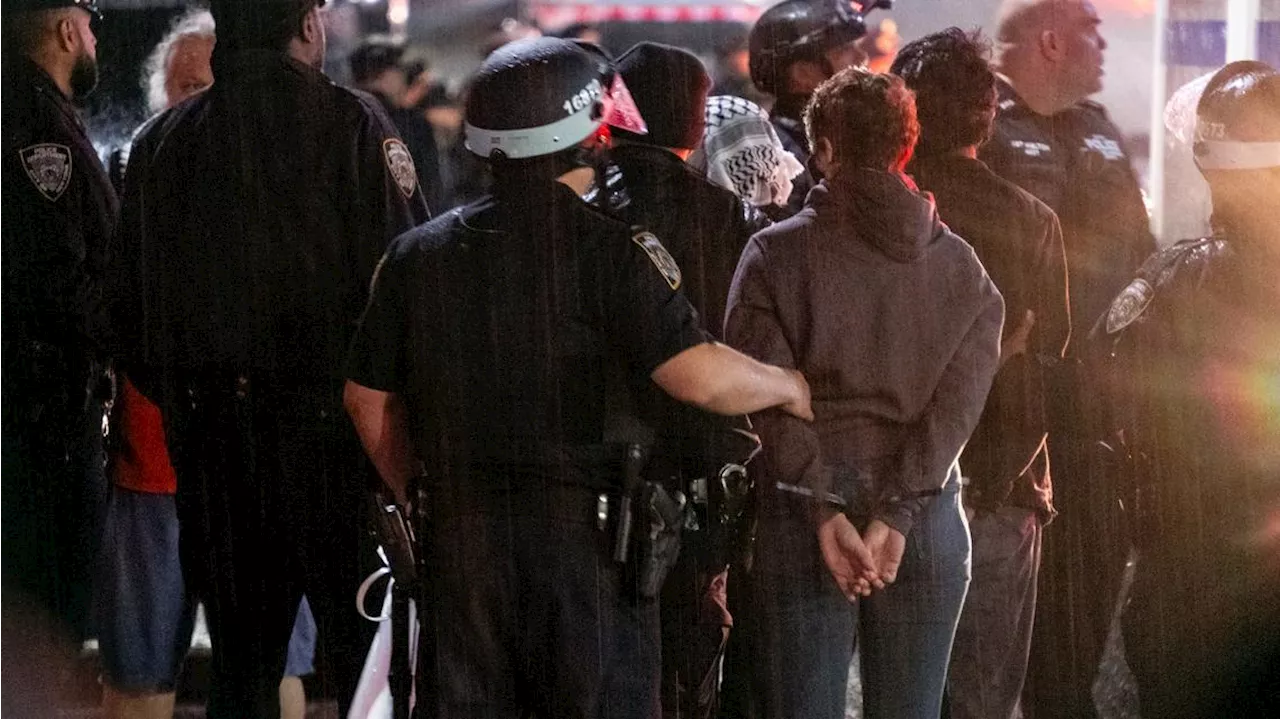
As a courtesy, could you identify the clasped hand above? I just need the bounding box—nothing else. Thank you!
[816,511,906,602]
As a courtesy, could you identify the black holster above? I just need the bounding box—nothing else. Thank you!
[613,443,688,600]
[633,480,687,599]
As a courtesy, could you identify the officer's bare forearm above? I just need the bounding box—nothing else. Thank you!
[652,342,810,417]
[343,381,418,505]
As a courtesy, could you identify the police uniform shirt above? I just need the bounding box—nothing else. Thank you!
[982,77,1155,328]
[107,49,429,402]
[3,58,118,360]
[346,182,707,491]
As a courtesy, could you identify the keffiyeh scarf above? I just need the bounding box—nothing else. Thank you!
[689,95,805,209]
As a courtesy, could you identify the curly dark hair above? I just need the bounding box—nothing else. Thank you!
[890,27,997,157]
[804,66,919,172]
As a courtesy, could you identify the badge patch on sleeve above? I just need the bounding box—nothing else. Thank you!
[20,144,72,201]
[1105,278,1155,334]
[383,138,418,199]
[632,230,682,290]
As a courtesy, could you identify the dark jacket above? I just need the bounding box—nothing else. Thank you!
[725,170,1004,537]
[982,78,1155,333]
[107,50,429,411]
[3,58,118,370]
[910,153,1070,517]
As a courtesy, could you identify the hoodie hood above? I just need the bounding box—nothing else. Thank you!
[808,168,946,263]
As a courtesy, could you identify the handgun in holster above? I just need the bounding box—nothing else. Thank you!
[613,442,688,600]
[368,481,426,719]
[369,485,418,592]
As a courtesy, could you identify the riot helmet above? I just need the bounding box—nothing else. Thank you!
[1193,61,1280,173]
[464,37,648,163]
[748,0,891,96]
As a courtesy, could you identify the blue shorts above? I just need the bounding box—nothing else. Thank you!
[95,486,316,692]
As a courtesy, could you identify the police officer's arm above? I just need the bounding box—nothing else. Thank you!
[611,231,811,419]
[4,131,113,351]
[877,265,1004,538]
[344,240,419,505]
[651,342,812,419]
[348,98,431,294]
[344,383,417,505]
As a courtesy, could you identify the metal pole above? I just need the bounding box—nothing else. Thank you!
[1226,0,1261,61]
[1148,0,1171,243]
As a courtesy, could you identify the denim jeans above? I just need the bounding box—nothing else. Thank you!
[743,474,971,719]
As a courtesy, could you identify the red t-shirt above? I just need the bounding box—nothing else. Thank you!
[112,376,177,495]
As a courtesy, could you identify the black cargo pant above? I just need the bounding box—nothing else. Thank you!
[420,482,661,719]
[167,373,375,718]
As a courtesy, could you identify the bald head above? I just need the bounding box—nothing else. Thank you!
[993,0,1106,113]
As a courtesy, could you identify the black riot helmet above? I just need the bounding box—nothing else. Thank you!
[465,37,648,164]
[748,0,892,96]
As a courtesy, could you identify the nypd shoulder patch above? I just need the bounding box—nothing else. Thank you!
[631,230,681,291]
[1105,278,1155,335]
[20,143,72,202]
[382,138,418,199]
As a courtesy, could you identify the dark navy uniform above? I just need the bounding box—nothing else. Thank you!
[1094,235,1280,718]
[347,179,707,719]
[2,56,118,641]
[982,77,1155,719]
[599,142,768,719]
[107,48,428,715]
[983,78,1154,328]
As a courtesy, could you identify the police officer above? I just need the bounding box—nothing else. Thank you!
[982,4,1156,715]
[595,41,770,719]
[1094,61,1280,719]
[892,28,1071,719]
[342,37,814,719]
[1,0,116,687]
[747,0,889,215]
[105,1,429,715]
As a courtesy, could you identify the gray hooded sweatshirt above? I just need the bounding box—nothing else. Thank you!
[724,169,1004,537]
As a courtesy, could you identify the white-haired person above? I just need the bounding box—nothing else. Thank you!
[96,9,315,718]
[689,95,805,221]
